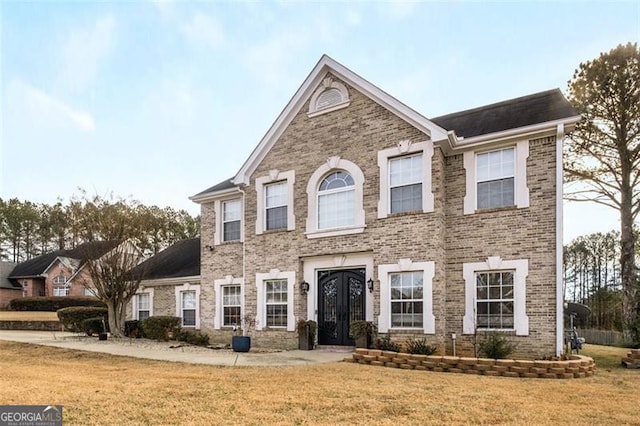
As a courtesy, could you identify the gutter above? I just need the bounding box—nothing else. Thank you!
[556,123,565,355]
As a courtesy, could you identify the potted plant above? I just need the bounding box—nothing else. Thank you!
[350,320,376,349]
[232,314,255,352]
[296,319,317,350]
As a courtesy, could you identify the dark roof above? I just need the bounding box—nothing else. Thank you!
[193,177,236,198]
[131,238,201,280]
[1,262,20,289]
[8,240,119,279]
[431,89,578,139]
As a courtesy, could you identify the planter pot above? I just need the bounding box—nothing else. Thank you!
[232,336,251,352]
[299,334,314,350]
[98,332,108,341]
[355,334,371,349]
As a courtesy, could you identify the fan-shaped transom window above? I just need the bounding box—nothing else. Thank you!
[316,88,343,110]
[318,171,355,229]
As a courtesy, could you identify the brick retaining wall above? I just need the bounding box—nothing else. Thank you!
[346,348,595,379]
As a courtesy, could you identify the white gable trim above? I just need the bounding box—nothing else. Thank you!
[233,55,448,185]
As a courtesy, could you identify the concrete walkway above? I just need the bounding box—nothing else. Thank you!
[0,330,350,367]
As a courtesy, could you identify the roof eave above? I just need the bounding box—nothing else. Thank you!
[435,115,581,153]
[139,275,201,287]
[189,186,242,204]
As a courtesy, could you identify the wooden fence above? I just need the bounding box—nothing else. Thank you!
[577,328,622,346]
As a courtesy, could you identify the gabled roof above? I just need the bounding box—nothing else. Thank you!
[8,241,119,280]
[431,89,578,139]
[130,238,201,281]
[190,177,237,201]
[231,54,449,186]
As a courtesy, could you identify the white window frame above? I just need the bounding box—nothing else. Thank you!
[133,288,154,321]
[463,256,529,336]
[53,275,67,285]
[255,269,295,332]
[475,270,515,330]
[221,284,242,327]
[307,75,350,117]
[53,286,69,297]
[214,276,244,330]
[213,197,243,245]
[463,140,529,214]
[378,259,435,334]
[378,140,433,218]
[175,283,200,329]
[305,156,365,239]
[255,170,295,235]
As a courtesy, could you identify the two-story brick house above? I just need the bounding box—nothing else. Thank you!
[169,55,579,358]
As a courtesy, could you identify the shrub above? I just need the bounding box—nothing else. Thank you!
[57,307,108,333]
[9,296,105,312]
[374,334,401,352]
[405,338,437,355]
[82,317,107,336]
[124,320,145,338]
[176,329,210,346]
[479,333,516,359]
[140,316,181,341]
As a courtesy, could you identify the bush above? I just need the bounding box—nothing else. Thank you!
[57,307,108,333]
[405,338,437,355]
[140,316,181,341]
[176,329,210,346]
[479,333,517,359]
[124,320,145,338]
[9,296,105,311]
[374,334,401,352]
[82,317,107,336]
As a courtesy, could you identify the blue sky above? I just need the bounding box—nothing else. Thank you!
[1,1,638,241]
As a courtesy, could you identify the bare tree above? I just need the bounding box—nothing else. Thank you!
[565,42,640,341]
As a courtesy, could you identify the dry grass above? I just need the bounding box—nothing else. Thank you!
[0,341,637,425]
[0,311,58,321]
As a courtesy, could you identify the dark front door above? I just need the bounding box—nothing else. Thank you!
[317,269,366,346]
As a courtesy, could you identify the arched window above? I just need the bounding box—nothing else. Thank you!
[305,157,366,238]
[318,171,355,229]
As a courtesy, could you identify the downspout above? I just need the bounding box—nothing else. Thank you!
[238,186,247,334]
[556,123,565,356]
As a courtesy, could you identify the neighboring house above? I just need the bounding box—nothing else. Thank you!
[0,262,20,309]
[7,241,120,300]
[154,55,578,357]
[128,238,201,327]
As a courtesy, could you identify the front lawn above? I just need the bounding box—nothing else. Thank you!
[0,341,637,425]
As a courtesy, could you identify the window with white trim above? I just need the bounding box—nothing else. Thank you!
[475,271,514,329]
[180,290,197,327]
[476,148,514,209]
[53,275,67,285]
[222,285,241,327]
[265,181,288,231]
[378,259,435,334]
[222,199,241,242]
[390,154,422,213]
[462,257,529,335]
[137,293,150,321]
[377,140,433,218]
[53,286,69,296]
[318,171,355,229]
[390,271,423,328]
[265,280,288,327]
[306,157,365,238]
[463,141,529,215]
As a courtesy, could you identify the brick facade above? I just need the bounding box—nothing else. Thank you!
[180,58,576,358]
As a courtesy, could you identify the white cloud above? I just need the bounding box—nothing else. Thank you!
[383,0,419,20]
[58,15,116,94]
[346,10,361,27]
[8,79,95,132]
[181,11,225,50]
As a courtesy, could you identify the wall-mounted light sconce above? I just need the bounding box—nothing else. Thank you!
[300,280,310,295]
[367,278,374,293]
[204,245,214,252]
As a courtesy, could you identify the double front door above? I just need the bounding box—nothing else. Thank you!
[317,269,366,346]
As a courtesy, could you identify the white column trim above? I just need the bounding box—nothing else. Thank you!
[555,125,564,355]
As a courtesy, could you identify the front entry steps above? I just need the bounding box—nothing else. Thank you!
[316,345,355,353]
